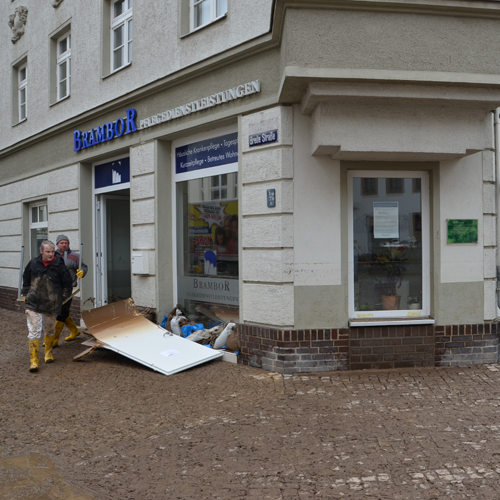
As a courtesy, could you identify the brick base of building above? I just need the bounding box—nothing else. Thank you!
[434,323,499,367]
[239,325,350,373]
[2,284,499,372]
[239,321,500,374]
[0,286,82,325]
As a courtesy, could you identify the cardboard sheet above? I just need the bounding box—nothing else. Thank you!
[80,298,222,375]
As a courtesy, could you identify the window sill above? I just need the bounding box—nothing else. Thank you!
[50,94,70,107]
[102,61,132,80]
[12,118,27,127]
[349,316,435,327]
[179,13,227,39]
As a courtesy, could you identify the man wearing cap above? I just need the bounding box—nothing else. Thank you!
[22,240,73,371]
[54,234,88,345]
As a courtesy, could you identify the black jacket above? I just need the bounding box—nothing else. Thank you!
[22,254,73,315]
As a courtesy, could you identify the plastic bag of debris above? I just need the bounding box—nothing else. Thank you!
[161,305,190,335]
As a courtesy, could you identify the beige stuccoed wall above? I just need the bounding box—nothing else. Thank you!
[240,106,295,327]
[438,149,498,322]
[311,99,493,161]
[440,154,484,284]
[282,7,500,76]
[0,164,80,289]
[292,106,347,329]
[0,46,281,188]
[1,0,274,151]
[293,76,499,327]
[130,142,157,308]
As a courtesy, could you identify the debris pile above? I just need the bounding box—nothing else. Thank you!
[160,305,239,352]
[76,299,240,374]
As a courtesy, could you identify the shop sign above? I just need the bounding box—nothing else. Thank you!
[177,275,239,306]
[249,129,278,147]
[447,219,478,244]
[175,133,238,174]
[94,157,130,189]
[73,109,138,152]
[140,80,260,130]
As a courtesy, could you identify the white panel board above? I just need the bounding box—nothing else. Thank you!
[81,299,222,375]
[100,328,222,376]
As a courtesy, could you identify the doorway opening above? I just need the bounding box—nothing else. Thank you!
[93,157,131,307]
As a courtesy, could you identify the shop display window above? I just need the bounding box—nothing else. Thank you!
[176,172,238,324]
[349,172,429,317]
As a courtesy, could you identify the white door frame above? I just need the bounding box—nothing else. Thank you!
[95,193,130,307]
[92,154,131,308]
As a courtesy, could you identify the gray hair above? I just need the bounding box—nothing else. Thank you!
[40,240,56,252]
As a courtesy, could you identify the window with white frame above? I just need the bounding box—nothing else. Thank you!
[30,203,48,258]
[348,171,430,320]
[191,0,227,30]
[111,0,133,72]
[57,32,71,101]
[18,64,27,122]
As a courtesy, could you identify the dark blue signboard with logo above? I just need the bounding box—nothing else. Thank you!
[95,158,130,190]
[175,133,238,174]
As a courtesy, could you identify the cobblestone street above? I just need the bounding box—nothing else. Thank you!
[2,309,500,499]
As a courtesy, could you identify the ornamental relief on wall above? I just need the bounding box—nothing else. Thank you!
[8,5,28,44]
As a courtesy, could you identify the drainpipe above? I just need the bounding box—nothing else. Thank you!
[495,108,500,309]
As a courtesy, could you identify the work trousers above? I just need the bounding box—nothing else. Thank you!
[57,298,72,323]
[26,309,56,340]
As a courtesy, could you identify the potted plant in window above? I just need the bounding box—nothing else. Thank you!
[407,294,422,310]
[369,245,408,310]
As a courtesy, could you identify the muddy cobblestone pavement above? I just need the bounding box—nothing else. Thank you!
[2,309,500,499]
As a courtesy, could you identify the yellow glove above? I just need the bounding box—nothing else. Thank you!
[76,269,84,279]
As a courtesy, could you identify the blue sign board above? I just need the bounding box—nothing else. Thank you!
[267,189,276,208]
[249,129,278,147]
[95,158,130,190]
[175,133,238,175]
[74,109,137,152]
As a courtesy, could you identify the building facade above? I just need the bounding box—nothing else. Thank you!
[2,0,500,373]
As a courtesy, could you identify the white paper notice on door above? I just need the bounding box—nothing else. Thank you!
[373,202,399,239]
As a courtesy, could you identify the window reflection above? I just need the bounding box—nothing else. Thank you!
[353,178,422,312]
[176,172,239,324]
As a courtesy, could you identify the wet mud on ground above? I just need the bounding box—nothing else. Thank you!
[2,308,500,499]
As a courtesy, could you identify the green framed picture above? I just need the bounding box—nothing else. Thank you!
[447,219,478,244]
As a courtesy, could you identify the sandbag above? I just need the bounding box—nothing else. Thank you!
[214,323,236,349]
[170,309,185,336]
[186,330,208,343]
[225,325,239,351]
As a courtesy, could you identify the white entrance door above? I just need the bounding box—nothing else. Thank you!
[95,194,131,307]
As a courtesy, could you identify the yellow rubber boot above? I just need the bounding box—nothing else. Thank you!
[44,336,54,363]
[53,321,65,348]
[29,339,39,372]
[64,316,80,341]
